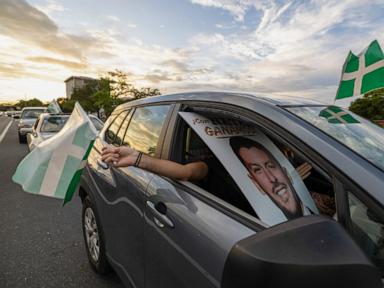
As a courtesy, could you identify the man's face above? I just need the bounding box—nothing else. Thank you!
[239,146,300,217]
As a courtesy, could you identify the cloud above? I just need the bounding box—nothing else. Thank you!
[26,56,88,69]
[0,0,104,60]
[186,0,384,103]
[190,0,252,21]
[35,0,65,16]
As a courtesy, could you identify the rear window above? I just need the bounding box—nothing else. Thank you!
[22,109,45,119]
[90,117,104,131]
[286,106,384,171]
[41,116,69,132]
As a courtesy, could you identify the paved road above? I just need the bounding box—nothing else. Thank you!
[0,116,124,288]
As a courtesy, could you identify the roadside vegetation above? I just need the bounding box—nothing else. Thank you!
[58,70,161,116]
[349,87,384,126]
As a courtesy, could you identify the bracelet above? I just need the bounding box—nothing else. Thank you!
[134,152,143,167]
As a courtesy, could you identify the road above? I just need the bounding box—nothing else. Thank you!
[0,116,124,288]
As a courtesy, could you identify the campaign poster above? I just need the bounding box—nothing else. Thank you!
[179,112,318,226]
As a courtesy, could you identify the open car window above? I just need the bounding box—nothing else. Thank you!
[177,111,335,226]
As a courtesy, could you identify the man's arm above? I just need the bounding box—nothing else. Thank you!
[101,146,208,181]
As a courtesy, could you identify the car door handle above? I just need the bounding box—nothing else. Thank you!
[146,201,174,228]
[97,159,109,169]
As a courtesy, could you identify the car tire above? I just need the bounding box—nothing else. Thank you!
[18,133,26,144]
[82,195,111,274]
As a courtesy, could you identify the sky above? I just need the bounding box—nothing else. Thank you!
[0,0,383,105]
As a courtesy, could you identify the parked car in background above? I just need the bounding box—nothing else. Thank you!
[27,113,69,151]
[79,92,383,288]
[18,107,46,143]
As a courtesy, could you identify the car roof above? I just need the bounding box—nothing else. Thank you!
[115,91,328,111]
[21,106,46,111]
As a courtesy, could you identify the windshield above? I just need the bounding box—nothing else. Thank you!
[41,116,69,133]
[90,117,104,131]
[286,106,384,171]
[22,109,45,119]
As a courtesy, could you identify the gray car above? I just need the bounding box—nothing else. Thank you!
[18,107,46,143]
[79,92,384,288]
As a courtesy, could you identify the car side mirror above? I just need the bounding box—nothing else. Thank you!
[222,215,381,288]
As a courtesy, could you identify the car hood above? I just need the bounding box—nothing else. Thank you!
[40,132,57,140]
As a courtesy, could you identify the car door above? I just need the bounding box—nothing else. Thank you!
[144,176,259,288]
[143,106,262,288]
[85,108,148,285]
[97,105,172,287]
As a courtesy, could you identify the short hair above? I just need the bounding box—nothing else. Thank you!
[229,136,277,168]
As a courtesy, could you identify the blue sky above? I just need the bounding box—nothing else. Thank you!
[0,0,383,105]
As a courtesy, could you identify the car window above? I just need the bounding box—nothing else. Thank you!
[105,110,130,144]
[115,110,133,146]
[21,109,45,119]
[175,111,336,224]
[41,116,69,132]
[90,117,104,131]
[347,192,384,273]
[286,106,384,172]
[183,126,256,216]
[123,105,171,156]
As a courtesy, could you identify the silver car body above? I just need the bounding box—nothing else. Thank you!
[80,92,384,288]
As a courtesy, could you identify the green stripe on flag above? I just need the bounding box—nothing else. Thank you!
[63,139,95,205]
[361,67,384,94]
[54,155,81,198]
[336,79,355,99]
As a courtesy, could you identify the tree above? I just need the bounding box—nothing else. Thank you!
[349,88,384,121]
[16,98,44,108]
[107,69,161,100]
[58,70,161,116]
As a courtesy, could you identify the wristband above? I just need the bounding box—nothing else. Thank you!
[134,152,143,167]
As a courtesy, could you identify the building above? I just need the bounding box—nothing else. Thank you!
[64,76,97,99]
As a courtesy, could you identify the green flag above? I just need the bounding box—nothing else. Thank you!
[336,40,384,100]
[319,106,360,124]
[12,102,97,205]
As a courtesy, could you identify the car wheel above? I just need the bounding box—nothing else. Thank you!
[82,195,110,274]
[18,133,26,144]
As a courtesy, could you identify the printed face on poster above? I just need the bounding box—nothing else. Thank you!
[179,112,318,226]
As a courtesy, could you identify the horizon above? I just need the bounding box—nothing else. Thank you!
[0,0,383,106]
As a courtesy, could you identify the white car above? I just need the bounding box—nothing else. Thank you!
[27,114,69,151]
[27,113,104,151]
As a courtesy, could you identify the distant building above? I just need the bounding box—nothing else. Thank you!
[64,76,96,99]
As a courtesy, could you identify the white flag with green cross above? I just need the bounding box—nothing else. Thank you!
[336,40,384,100]
[12,102,97,205]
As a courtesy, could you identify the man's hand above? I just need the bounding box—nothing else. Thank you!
[296,162,312,180]
[101,146,139,167]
